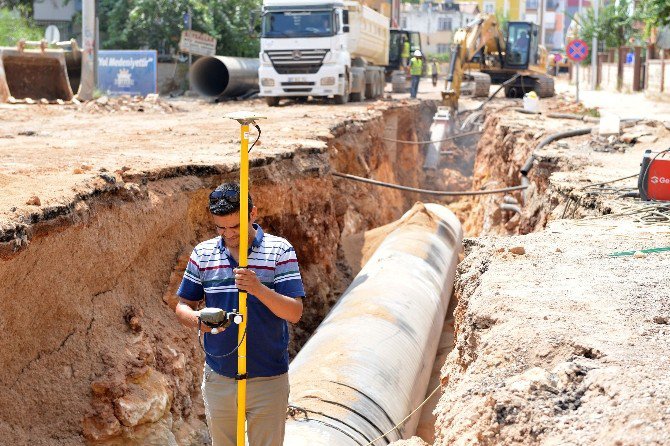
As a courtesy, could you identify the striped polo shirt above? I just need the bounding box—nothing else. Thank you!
[177,224,305,378]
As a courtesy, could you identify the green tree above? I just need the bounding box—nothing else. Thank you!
[576,0,639,50]
[637,0,670,39]
[0,0,33,17]
[0,7,43,45]
[494,9,510,41]
[98,0,260,57]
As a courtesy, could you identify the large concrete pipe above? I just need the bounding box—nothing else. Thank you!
[190,56,259,98]
[285,203,463,445]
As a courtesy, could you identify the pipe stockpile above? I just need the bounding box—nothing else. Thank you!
[285,203,463,445]
[190,56,259,98]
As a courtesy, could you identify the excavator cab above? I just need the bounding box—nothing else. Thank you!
[387,29,422,79]
[504,22,539,69]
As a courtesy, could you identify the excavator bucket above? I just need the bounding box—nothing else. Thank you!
[0,41,76,102]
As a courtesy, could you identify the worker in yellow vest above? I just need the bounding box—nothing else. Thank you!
[401,37,411,68]
[409,50,423,98]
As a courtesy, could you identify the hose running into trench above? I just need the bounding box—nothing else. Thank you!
[332,171,528,196]
[381,130,482,145]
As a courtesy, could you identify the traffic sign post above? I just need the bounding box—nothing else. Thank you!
[567,39,589,103]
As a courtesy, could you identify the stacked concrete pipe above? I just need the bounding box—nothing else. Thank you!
[285,203,463,445]
[190,56,259,98]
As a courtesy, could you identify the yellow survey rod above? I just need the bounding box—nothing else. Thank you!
[225,111,265,446]
[237,123,249,446]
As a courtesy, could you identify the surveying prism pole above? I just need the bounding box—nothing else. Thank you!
[224,111,266,446]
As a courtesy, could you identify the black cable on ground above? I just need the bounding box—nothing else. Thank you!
[474,73,521,111]
[520,127,593,176]
[331,172,527,196]
[381,130,482,145]
[578,173,639,190]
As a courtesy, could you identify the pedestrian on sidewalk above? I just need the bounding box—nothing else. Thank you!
[175,182,305,446]
[409,49,424,98]
[428,58,439,87]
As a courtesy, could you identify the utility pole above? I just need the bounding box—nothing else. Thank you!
[187,4,193,79]
[591,0,598,90]
[576,0,583,102]
[78,0,97,100]
[539,0,546,48]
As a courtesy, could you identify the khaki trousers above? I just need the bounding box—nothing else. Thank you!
[202,364,289,446]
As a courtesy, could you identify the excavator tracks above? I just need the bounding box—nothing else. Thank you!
[471,72,491,97]
[533,74,555,98]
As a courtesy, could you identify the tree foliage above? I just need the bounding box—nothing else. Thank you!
[0,0,33,17]
[576,0,639,49]
[99,0,261,57]
[0,7,43,45]
[637,0,670,39]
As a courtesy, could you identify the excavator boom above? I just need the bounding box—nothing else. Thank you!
[442,13,554,114]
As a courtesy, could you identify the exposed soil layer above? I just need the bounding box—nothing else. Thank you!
[0,98,437,445]
[434,102,670,445]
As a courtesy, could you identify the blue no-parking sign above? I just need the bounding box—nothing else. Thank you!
[97,50,157,96]
[567,40,589,62]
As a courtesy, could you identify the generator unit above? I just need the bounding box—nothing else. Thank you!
[638,149,670,201]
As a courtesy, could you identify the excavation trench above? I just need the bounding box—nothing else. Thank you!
[0,98,568,445]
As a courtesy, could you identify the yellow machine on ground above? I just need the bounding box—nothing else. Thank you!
[443,13,554,113]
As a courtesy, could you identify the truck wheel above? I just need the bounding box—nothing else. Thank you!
[334,77,349,105]
[334,70,351,105]
[350,90,364,102]
[265,96,280,107]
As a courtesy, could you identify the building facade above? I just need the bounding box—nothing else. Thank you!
[400,1,479,56]
[32,0,82,41]
[459,0,525,20]
[523,0,568,50]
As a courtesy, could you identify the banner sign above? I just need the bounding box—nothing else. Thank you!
[179,30,217,56]
[97,50,157,96]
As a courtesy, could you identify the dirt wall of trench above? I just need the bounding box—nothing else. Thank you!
[430,105,670,445]
[453,104,575,237]
[0,102,436,445]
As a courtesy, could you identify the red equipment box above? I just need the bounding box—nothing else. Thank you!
[638,149,670,201]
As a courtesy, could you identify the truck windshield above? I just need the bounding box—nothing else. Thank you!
[262,11,335,38]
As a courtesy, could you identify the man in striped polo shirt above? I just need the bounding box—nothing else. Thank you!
[175,182,305,446]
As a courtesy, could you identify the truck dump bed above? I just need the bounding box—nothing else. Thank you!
[345,1,389,66]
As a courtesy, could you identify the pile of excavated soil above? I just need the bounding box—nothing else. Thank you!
[73,94,183,114]
[432,98,670,445]
[436,219,670,445]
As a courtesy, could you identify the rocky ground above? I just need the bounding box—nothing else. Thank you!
[431,81,670,445]
[0,86,440,445]
[2,76,670,445]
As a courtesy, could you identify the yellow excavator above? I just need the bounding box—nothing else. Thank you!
[443,13,554,114]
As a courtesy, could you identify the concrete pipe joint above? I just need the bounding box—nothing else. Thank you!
[189,56,259,98]
[285,203,463,445]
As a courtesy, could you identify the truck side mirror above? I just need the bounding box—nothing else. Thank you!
[248,10,261,37]
[343,10,350,33]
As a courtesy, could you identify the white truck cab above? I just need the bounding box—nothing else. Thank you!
[259,0,388,106]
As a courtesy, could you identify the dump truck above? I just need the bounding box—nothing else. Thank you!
[258,0,416,105]
[0,39,80,103]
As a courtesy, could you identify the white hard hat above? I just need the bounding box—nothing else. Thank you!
[413,49,422,57]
